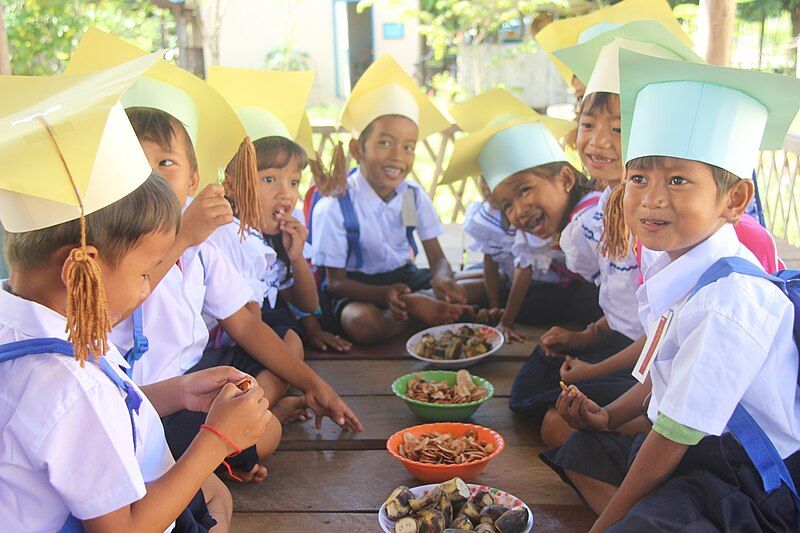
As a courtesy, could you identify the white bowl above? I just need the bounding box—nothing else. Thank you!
[378,482,533,533]
[406,323,504,368]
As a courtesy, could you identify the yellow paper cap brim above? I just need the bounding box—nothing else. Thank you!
[339,54,449,140]
[450,87,574,139]
[207,66,313,145]
[66,28,246,189]
[0,54,160,232]
[535,0,688,84]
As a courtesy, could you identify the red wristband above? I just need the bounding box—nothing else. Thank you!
[200,423,244,483]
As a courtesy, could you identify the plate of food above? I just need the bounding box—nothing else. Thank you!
[391,370,494,422]
[378,477,533,533]
[406,323,504,368]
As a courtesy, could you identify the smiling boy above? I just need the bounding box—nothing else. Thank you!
[543,51,800,531]
[312,55,467,344]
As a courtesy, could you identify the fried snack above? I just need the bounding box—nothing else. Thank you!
[559,381,579,394]
[406,369,488,404]
[397,430,495,465]
[235,377,253,392]
[414,325,494,360]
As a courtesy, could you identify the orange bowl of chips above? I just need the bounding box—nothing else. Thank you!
[386,422,505,483]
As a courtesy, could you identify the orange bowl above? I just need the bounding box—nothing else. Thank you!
[386,422,505,483]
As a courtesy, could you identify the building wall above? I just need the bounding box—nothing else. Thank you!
[218,0,421,105]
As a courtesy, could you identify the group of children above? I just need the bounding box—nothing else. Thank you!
[2,0,800,529]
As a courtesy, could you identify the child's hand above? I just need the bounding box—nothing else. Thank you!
[279,213,309,262]
[180,366,251,413]
[556,384,609,431]
[303,380,363,432]
[205,382,272,452]
[539,326,593,357]
[385,283,411,320]
[306,330,352,352]
[179,184,233,247]
[498,323,527,343]
[560,356,595,384]
[431,277,468,304]
[476,307,504,324]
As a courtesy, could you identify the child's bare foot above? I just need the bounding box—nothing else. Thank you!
[272,396,310,424]
[402,293,462,325]
[230,464,268,484]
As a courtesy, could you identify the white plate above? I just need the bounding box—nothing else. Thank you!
[378,482,533,533]
[406,323,504,368]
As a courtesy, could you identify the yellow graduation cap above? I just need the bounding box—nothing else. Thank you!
[535,0,688,84]
[450,87,574,140]
[207,66,314,154]
[65,28,246,189]
[339,54,449,140]
[0,52,162,364]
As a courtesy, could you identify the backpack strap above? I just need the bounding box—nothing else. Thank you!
[337,192,363,270]
[689,257,800,521]
[304,186,322,245]
[404,186,420,258]
[0,338,144,533]
[123,307,148,377]
[0,338,141,451]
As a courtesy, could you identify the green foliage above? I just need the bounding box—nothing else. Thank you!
[3,0,170,75]
[264,45,311,71]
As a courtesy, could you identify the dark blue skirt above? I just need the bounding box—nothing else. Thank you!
[541,430,800,532]
[509,330,635,422]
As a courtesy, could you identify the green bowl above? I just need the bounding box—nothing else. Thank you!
[391,371,494,422]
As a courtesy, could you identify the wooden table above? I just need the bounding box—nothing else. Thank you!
[228,324,596,532]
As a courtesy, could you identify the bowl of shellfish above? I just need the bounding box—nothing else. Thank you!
[378,477,533,533]
[386,422,505,483]
[391,370,494,422]
[406,323,504,368]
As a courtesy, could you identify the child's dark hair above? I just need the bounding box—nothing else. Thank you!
[601,156,742,259]
[5,172,180,269]
[125,107,198,173]
[579,91,620,118]
[531,162,595,231]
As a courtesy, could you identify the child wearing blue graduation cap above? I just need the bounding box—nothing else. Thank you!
[542,51,800,531]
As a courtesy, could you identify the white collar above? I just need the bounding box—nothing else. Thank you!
[0,282,130,369]
[642,223,741,319]
[352,168,409,208]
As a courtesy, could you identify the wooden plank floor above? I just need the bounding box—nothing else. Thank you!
[227,323,596,532]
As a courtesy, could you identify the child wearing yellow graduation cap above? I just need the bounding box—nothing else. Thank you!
[510,18,702,440]
[205,66,351,355]
[444,90,604,343]
[544,52,800,531]
[67,30,362,482]
[311,54,469,345]
[0,55,269,532]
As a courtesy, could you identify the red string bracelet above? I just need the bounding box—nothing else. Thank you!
[200,423,244,482]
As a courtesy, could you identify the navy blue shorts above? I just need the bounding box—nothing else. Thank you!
[509,330,636,422]
[516,280,603,328]
[541,431,800,531]
[174,489,216,532]
[321,263,432,329]
[161,346,268,474]
[261,297,303,338]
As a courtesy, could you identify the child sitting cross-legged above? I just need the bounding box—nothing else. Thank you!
[312,55,470,345]
[0,60,270,532]
[444,88,603,343]
[542,51,800,531]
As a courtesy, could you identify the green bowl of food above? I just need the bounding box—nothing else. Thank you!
[391,370,494,422]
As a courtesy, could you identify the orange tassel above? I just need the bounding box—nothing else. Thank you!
[600,181,632,260]
[231,137,263,238]
[310,141,347,197]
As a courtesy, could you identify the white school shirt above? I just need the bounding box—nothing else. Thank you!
[0,285,175,531]
[311,169,444,275]
[638,223,800,458]
[111,242,253,386]
[561,187,644,340]
[462,201,516,283]
[511,231,562,284]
